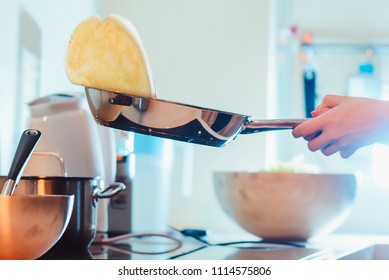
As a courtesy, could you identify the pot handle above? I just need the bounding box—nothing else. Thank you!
[96,182,126,199]
[30,152,68,176]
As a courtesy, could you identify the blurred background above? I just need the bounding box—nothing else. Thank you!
[1,0,389,237]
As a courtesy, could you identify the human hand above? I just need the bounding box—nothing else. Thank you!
[292,95,389,158]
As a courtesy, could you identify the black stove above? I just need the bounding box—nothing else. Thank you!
[38,233,326,260]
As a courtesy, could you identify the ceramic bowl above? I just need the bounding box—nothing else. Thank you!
[213,172,357,241]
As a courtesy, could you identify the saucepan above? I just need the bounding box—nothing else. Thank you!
[85,87,306,147]
[0,176,125,252]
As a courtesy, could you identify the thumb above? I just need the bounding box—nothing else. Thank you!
[319,94,347,109]
[311,94,346,117]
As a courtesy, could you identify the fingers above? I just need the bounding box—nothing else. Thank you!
[339,146,358,158]
[303,131,322,141]
[292,94,361,158]
[295,130,358,158]
[292,119,321,139]
[320,143,339,156]
[293,95,344,138]
[306,132,332,152]
[321,143,357,158]
[319,94,348,109]
[311,108,329,117]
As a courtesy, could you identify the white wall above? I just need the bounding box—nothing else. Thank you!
[0,1,19,172]
[0,0,98,173]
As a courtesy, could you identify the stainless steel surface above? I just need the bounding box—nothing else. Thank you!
[108,155,133,235]
[85,87,305,147]
[0,194,74,259]
[1,129,41,195]
[95,182,126,199]
[0,176,124,251]
[1,179,15,196]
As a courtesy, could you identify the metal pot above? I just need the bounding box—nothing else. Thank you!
[0,176,124,251]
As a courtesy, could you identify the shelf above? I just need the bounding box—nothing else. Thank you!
[301,43,389,55]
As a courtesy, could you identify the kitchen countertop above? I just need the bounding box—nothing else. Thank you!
[38,233,389,260]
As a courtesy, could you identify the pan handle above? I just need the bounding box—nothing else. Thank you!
[240,119,307,134]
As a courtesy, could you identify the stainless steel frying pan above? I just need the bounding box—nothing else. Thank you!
[85,87,306,147]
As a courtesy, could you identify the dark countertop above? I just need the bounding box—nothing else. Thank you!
[39,234,205,260]
[37,232,325,260]
[38,233,389,260]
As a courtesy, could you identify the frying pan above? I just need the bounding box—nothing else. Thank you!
[85,87,306,147]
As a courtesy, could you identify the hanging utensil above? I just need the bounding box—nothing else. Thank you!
[1,129,41,195]
[301,40,316,118]
[304,68,316,118]
[85,87,306,147]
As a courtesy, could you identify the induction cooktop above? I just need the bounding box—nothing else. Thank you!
[39,234,328,260]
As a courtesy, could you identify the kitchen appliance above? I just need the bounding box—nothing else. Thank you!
[24,93,117,235]
[108,155,133,234]
[84,87,306,147]
[0,176,124,251]
[33,230,389,260]
[106,130,134,235]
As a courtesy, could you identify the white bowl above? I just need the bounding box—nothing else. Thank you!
[213,172,357,241]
